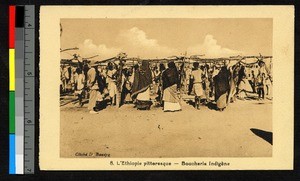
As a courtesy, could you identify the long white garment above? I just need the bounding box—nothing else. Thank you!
[136,87,150,101]
[76,74,85,90]
[164,102,181,111]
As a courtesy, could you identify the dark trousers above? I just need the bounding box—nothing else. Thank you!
[188,78,194,95]
[257,87,264,99]
[249,80,256,93]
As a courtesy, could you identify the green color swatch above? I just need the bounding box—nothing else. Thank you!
[9,91,15,134]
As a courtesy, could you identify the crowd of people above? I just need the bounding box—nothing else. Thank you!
[60,58,272,114]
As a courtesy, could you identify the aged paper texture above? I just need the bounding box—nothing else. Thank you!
[40,6,294,170]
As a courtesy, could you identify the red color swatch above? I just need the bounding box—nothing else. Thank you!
[9,6,15,49]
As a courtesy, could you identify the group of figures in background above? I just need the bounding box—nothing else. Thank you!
[60,57,272,114]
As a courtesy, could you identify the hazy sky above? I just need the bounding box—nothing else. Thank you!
[60,18,272,60]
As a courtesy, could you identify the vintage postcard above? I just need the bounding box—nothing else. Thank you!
[39,6,294,170]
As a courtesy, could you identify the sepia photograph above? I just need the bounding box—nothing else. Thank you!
[39,6,293,170]
[59,18,273,158]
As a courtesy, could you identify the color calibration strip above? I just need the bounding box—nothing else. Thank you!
[9,5,35,174]
[9,5,16,174]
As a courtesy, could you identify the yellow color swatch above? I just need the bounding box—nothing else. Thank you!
[9,49,15,91]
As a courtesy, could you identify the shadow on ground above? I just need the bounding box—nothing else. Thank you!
[206,102,218,111]
[250,128,273,145]
[186,100,195,107]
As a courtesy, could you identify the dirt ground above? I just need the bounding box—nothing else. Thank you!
[60,96,272,158]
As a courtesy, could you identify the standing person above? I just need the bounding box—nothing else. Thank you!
[236,66,252,100]
[157,63,166,106]
[258,61,267,76]
[179,63,185,93]
[207,67,214,98]
[227,63,239,103]
[265,74,272,98]
[257,73,266,100]
[152,66,160,96]
[77,59,90,99]
[83,60,91,83]
[184,65,192,94]
[131,60,153,110]
[191,62,204,110]
[213,65,231,111]
[60,65,66,93]
[77,56,83,74]
[95,66,109,110]
[87,64,100,114]
[188,65,194,95]
[249,70,257,93]
[130,64,139,106]
[106,62,117,106]
[74,68,85,107]
[116,60,125,107]
[70,67,76,92]
[201,64,210,104]
[162,62,181,112]
[122,68,133,104]
[120,67,129,105]
[61,65,70,93]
